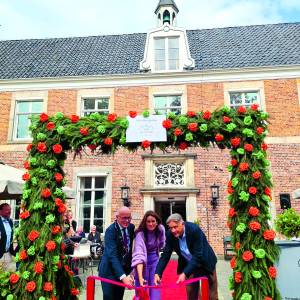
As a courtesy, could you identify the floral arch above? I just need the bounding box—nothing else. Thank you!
[0,105,280,300]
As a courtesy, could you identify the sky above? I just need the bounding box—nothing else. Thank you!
[1,0,300,40]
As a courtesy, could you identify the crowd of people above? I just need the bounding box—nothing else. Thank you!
[0,202,218,300]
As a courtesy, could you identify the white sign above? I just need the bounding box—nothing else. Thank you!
[126,115,167,143]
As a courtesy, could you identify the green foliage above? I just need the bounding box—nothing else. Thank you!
[0,108,281,299]
[275,208,300,238]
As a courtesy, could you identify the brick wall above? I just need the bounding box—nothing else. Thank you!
[0,92,12,144]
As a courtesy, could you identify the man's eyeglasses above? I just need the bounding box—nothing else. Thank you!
[119,216,132,221]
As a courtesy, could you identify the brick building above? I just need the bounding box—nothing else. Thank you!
[0,0,300,254]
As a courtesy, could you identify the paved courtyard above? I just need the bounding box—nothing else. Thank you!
[79,257,231,300]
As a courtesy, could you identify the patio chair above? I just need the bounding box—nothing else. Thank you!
[223,236,234,260]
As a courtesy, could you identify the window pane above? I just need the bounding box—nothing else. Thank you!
[96,98,109,110]
[94,206,103,218]
[95,177,105,188]
[154,96,167,108]
[169,48,179,60]
[83,219,90,233]
[94,219,103,233]
[83,206,91,218]
[155,38,165,50]
[169,96,181,107]
[31,101,43,113]
[155,49,165,61]
[83,98,96,110]
[17,102,30,113]
[95,191,104,205]
[245,92,258,104]
[82,191,91,205]
[16,115,30,138]
[81,177,92,189]
[170,108,181,115]
[168,37,179,49]
[230,93,243,106]
[154,109,166,115]
[169,60,179,70]
[155,60,166,71]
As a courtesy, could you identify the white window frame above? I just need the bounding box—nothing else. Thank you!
[154,36,179,71]
[80,96,110,117]
[13,99,43,141]
[229,90,261,108]
[153,94,182,115]
[76,175,107,234]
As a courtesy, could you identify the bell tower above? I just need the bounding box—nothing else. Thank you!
[155,0,179,27]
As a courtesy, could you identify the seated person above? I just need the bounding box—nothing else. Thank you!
[76,226,86,238]
[87,225,103,259]
[63,225,79,255]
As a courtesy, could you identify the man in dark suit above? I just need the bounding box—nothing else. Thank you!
[0,203,15,271]
[99,206,135,300]
[155,213,218,300]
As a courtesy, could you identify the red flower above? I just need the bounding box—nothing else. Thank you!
[187,123,198,132]
[244,144,253,152]
[45,240,56,252]
[262,143,268,151]
[268,266,277,279]
[249,221,261,232]
[141,140,151,148]
[58,204,66,214]
[256,127,264,134]
[230,257,236,269]
[80,127,89,136]
[252,171,261,180]
[264,187,272,196]
[50,296,57,300]
[52,144,63,154]
[231,159,238,167]
[88,144,97,151]
[215,134,224,142]
[263,230,276,241]
[37,142,47,153]
[265,297,272,300]
[43,282,53,292]
[22,172,30,181]
[230,137,241,148]
[187,111,196,117]
[228,208,236,218]
[52,225,61,235]
[251,104,259,111]
[203,111,211,120]
[162,119,172,129]
[24,160,30,170]
[28,230,40,242]
[104,137,113,145]
[19,210,30,220]
[242,250,253,262]
[174,128,183,136]
[41,188,51,198]
[34,261,44,274]
[227,221,232,229]
[70,288,80,296]
[223,116,231,123]
[39,113,49,123]
[237,106,246,114]
[10,273,20,284]
[239,162,249,172]
[46,122,55,131]
[19,250,28,260]
[228,180,232,187]
[234,272,242,283]
[227,187,234,194]
[54,173,63,182]
[61,243,66,252]
[26,144,32,152]
[248,207,260,217]
[235,242,241,250]
[70,115,79,123]
[107,113,117,122]
[26,281,36,293]
[55,198,63,206]
[249,186,257,194]
[179,142,188,150]
[129,111,137,118]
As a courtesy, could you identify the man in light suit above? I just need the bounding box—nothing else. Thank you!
[0,203,15,271]
[99,206,135,300]
[155,213,218,300]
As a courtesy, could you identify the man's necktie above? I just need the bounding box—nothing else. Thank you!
[122,228,128,252]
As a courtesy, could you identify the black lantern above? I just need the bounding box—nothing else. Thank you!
[210,183,220,209]
[121,184,130,207]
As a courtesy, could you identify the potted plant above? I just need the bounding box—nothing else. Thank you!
[273,208,300,299]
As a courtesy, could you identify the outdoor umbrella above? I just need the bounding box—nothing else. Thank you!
[0,163,75,200]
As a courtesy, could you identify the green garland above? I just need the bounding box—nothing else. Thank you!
[0,105,281,299]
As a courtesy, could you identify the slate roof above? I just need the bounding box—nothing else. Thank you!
[0,22,300,80]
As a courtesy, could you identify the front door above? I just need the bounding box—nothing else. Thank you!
[155,197,186,228]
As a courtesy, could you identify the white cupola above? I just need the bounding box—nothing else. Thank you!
[155,0,179,27]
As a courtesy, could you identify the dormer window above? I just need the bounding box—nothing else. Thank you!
[154,37,179,71]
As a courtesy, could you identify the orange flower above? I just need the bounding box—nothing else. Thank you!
[242,250,253,262]
[263,230,276,241]
[26,281,36,292]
